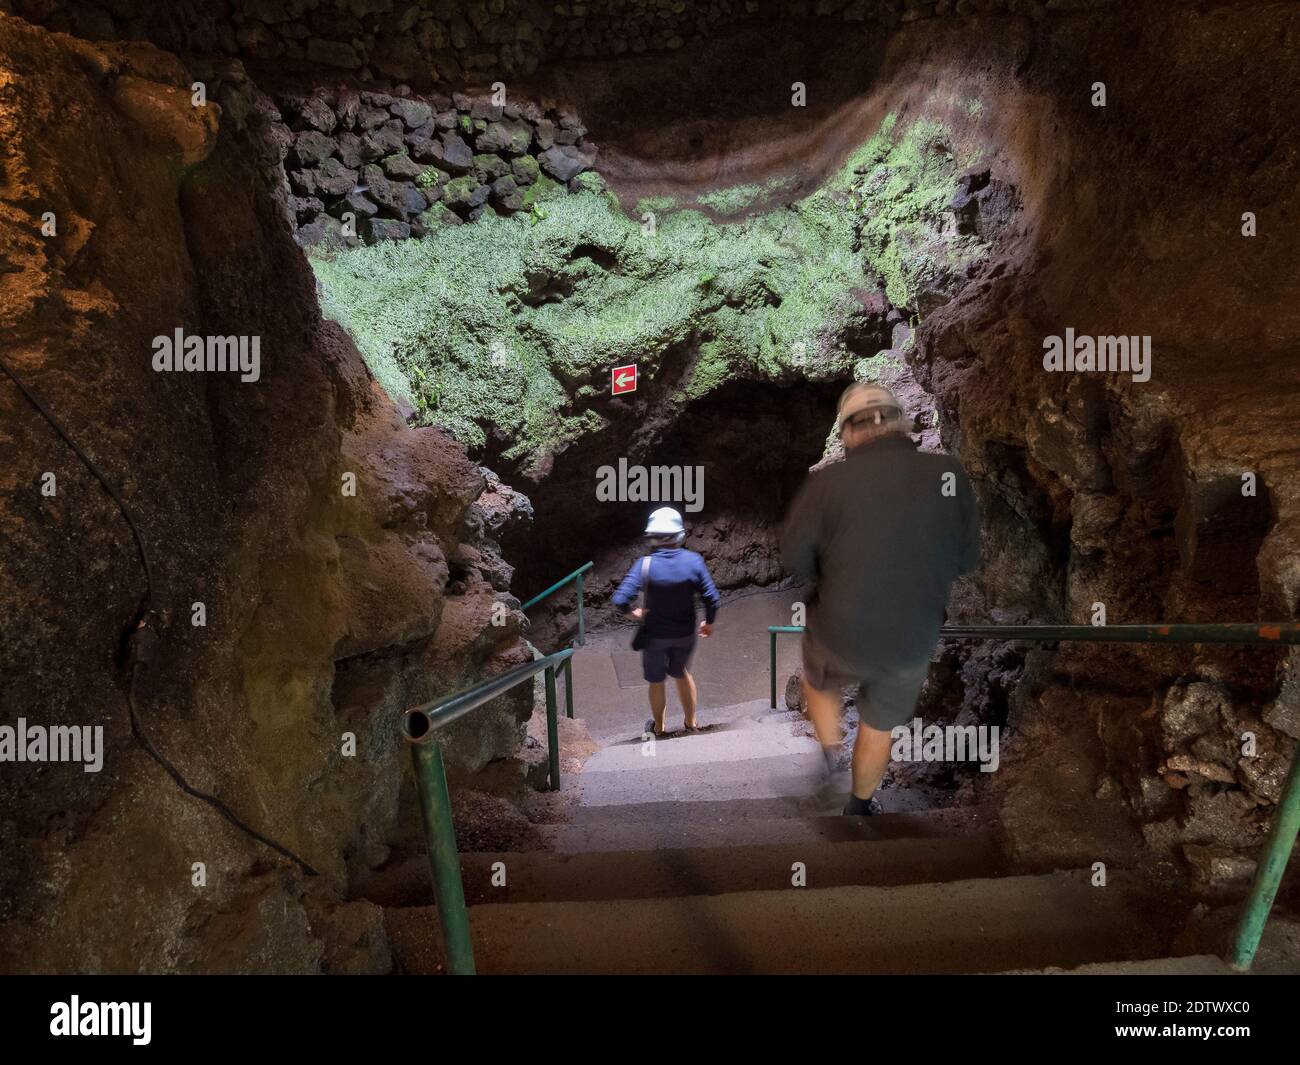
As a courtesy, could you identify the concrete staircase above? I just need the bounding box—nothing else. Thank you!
[382,699,1212,974]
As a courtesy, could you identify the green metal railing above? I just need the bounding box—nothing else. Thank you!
[519,560,592,720]
[769,620,1300,972]
[768,622,1300,710]
[400,645,575,975]
[520,561,593,647]
[395,560,595,973]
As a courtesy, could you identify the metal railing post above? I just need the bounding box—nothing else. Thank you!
[409,739,476,975]
[575,571,586,646]
[1230,738,1300,970]
[545,664,561,790]
[563,655,574,719]
[770,629,778,709]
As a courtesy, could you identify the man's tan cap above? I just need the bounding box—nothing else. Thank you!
[837,382,903,430]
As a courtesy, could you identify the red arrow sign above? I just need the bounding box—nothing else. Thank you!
[611,364,637,395]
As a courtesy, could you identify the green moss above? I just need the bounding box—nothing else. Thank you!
[520,174,563,210]
[634,195,678,216]
[853,352,905,385]
[415,203,460,231]
[846,115,985,309]
[474,153,509,180]
[832,112,899,186]
[311,110,987,470]
[571,170,607,195]
[695,183,765,214]
[512,155,541,185]
[684,339,734,400]
[694,176,796,215]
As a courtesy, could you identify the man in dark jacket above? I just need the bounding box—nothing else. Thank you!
[781,382,981,814]
[613,507,722,736]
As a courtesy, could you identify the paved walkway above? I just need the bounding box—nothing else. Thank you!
[563,584,938,819]
[566,585,805,744]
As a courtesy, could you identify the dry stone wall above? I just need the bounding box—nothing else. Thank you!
[270,82,596,245]
[14,0,1128,85]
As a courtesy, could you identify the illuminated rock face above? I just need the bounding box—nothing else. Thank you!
[0,17,531,973]
[897,4,1300,869]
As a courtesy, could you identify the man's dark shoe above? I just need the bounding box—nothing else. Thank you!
[843,795,884,816]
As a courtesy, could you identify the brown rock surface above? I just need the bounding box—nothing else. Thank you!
[0,16,529,973]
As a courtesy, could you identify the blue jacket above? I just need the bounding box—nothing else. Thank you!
[612,548,721,640]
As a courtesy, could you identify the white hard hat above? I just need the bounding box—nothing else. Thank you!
[644,507,685,536]
[838,382,903,431]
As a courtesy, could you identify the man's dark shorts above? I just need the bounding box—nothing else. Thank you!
[802,632,929,731]
[642,634,696,683]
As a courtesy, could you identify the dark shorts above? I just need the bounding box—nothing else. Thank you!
[801,633,930,732]
[642,634,696,683]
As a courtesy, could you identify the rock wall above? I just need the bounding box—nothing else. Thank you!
[899,2,1300,883]
[272,83,597,245]
[13,0,1131,84]
[0,15,534,972]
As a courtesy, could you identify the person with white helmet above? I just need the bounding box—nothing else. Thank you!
[781,381,982,815]
[612,506,721,736]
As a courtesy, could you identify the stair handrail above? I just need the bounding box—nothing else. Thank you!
[767,620,1300,974]
[400,644,576,975]
[769,622,1300,711]
[519,561,594,646]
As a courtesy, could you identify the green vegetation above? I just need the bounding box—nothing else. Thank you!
[845,115,985,309]
[695,176,796,215]
[310,110,988,471]
[684,339,736,401]
[634,195,678,216]
[853,351,906,385]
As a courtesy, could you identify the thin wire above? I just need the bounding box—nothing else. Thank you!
[0,353,153,609]
[1,350,317,877]
[126,675,318,877]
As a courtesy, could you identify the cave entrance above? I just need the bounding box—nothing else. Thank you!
[499,374,847,645]
[493,371,978,817]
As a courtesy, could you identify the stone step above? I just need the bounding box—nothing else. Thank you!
[581,717,820,773]
[577,749,832,807]
[361,831,1005,907]
[550,797,983,852]
[386,869,1166,975]
[1004,952,1300,975]
[997,955,1237,975]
